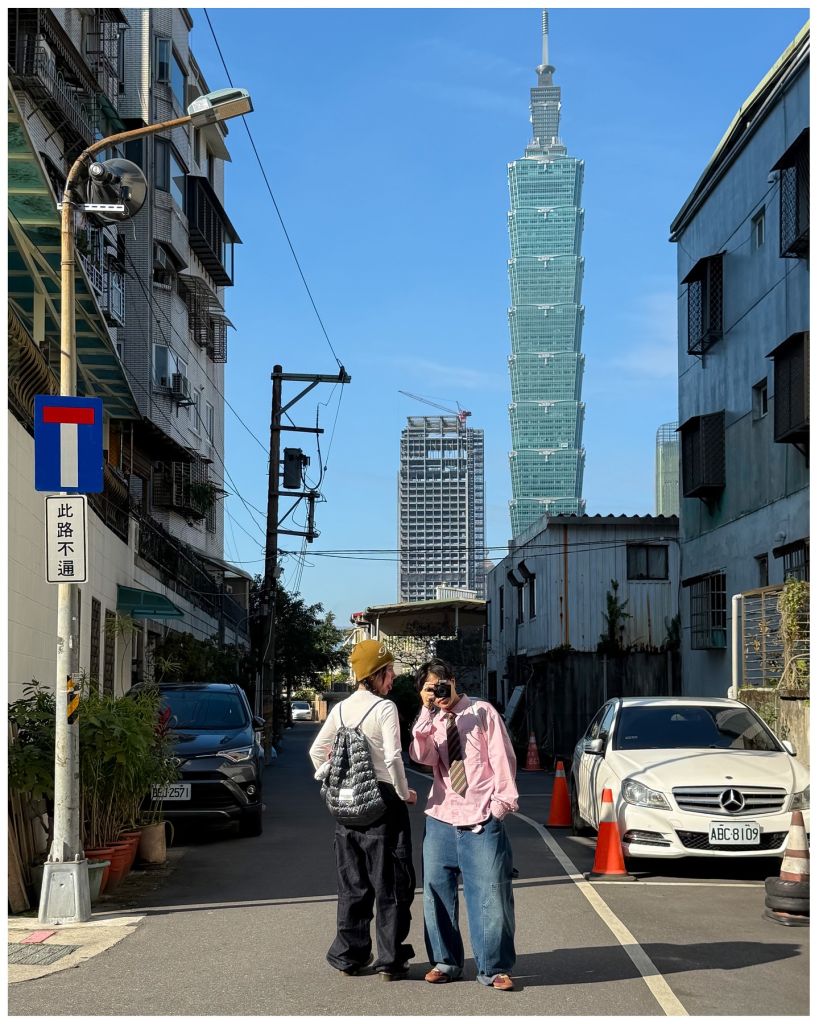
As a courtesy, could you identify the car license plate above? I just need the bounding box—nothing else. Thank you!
[708,821,760,845]
[152,783,191,801]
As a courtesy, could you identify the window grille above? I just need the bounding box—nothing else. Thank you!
[683,254,724,355]
[627,545,669,581]
[774,129,809,259]
[688,571,727,649]
[90,598,101,684]
[103,609,116,694]
[680,412,725,499]
[774,539,809,582]
[768,332,809,445]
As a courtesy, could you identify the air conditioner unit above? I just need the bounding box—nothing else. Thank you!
[172,372,191,400]
[153,243,169,271]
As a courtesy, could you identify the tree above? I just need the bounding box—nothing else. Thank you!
[598,579,632,655]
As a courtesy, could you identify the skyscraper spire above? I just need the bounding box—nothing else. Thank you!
[539,9,553,73]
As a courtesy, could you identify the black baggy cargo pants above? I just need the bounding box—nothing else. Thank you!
[327,783,416,973]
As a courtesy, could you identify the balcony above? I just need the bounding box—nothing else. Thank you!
[137,513,219,616]
[186,176,240,286]
[10,36,96,156]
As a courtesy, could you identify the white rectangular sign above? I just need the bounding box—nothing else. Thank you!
[45,495,88,584]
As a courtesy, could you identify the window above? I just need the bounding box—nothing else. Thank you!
[154,137,170,192]
[752,378,768,420]
[499,586,504,633]
[190,390,200,433]
[773,128,809,259]
[683,253,724,355]
[153,344,169,385]
[171,51,187,110]
[751,207,765,249]
[170,148,186,211]
[516,584,524,625]
[207,151,215,186]
[768,332,809,445]
[775,539,809,582]
[485,600,492,643]
[680,411,725,499]
[755,554,769,588]
[155,37,170,83]
[205,401,215,441]
[124,138,144,169]
[528,575,536,618]
[191,126,202,168]
[627,544,669,581]
[688,571,727,649]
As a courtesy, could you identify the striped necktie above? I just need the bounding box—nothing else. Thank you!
[444,712,468,796]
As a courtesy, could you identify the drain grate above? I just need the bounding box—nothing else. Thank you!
[8,942,79,966]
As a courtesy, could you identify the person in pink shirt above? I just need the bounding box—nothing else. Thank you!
[410,658,518,992]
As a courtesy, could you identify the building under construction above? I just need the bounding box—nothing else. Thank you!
[398,416,486,602]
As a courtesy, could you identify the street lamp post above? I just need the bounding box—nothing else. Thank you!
[39,91,252,925]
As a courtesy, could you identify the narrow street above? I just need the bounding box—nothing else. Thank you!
[9,723,809,1016]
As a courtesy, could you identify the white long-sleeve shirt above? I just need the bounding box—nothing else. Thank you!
[308,690,411,801]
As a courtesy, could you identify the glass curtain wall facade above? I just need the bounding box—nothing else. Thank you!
[398,416,486,602]
[507,10,586,539]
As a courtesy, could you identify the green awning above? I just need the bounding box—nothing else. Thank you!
[117,585,184,619]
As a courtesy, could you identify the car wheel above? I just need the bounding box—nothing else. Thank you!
[239,806,263,838]
[765,877,809,900]
[570,779,593,837]
[764,893,810,913]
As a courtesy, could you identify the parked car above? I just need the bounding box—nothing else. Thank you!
[291,700,313,722]
[570,697,810,859]
[132,681,265,837]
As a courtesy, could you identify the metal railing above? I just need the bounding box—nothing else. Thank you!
[19,38,96,145]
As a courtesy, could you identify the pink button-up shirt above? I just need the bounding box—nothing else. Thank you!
[410,695,519,826]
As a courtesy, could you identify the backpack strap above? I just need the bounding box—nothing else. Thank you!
[354,698,384,730]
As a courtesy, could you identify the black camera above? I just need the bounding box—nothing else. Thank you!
[433,681,452,699]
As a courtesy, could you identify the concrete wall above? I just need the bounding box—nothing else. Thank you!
[674,54,809,698]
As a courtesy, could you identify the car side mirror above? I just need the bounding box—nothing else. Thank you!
[781,740,796,756]
[584,738,604,755]
[253,716,265,730]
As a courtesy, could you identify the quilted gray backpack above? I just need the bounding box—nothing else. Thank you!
[321,700,387,826]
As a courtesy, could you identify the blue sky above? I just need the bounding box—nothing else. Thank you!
[189,5,808,626]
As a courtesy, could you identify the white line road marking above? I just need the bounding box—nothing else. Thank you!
[593,880,763,888]
[515,811,689,1017]
[60,423,78,487]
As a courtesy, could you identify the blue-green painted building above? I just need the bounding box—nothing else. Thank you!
[507,10,586,539]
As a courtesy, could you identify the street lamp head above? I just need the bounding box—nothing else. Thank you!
[187,88,253,126]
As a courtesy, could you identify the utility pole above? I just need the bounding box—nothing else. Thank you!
[260,364,350,756]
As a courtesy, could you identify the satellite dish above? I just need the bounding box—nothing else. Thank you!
[81,158,147,223]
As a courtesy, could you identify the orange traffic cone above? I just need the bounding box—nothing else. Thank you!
[763,810,809,927]
[546,759,571,827]
[521,733,541,772]
[586,788,635,881]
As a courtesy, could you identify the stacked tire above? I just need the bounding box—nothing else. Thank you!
[764,875,809,926]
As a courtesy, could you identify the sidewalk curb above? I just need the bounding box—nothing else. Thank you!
[8,913,144,984]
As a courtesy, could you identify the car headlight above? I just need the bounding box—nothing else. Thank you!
[621,778,671,810]
[790,786,810,811]
[218,746,254,763]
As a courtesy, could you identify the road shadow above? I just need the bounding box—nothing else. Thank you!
[510,940,803,989]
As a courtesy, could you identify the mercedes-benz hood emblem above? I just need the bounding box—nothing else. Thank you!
[720,788,745,813]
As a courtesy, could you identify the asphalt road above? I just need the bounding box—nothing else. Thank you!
[9,722,809,1016]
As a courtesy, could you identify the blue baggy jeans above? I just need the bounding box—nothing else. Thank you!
[422,813,516,984]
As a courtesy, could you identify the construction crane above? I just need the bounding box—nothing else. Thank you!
[398,391,472,425]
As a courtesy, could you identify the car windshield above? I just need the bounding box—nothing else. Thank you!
[292,702,309,709]
[613,705,781,752]
[162,690,247,730]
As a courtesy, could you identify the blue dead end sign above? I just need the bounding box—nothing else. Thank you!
[34,395,104,493]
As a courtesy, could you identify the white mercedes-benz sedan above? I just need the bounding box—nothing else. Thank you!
[570,697,810,859]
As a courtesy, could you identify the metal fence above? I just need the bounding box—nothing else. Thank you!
[740,584,810,689]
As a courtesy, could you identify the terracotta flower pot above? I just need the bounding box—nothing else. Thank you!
[85,846,116,893]
[105,842,133,890]
[117,831,142,872]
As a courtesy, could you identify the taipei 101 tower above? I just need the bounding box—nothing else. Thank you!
[507,10,586,538]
